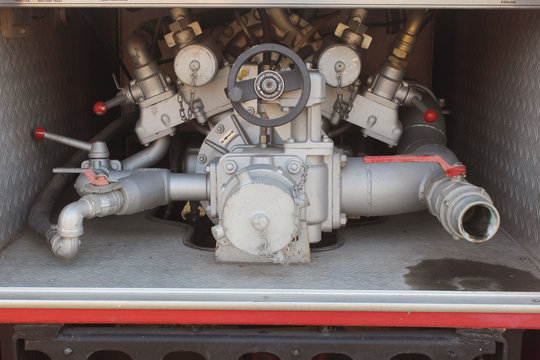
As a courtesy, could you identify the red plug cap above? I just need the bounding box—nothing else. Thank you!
[34,127,46,140]
[93,102,107,116]
[424,109,438,123]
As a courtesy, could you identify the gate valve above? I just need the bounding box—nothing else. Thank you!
[33,128,110,160]
[410,96,438,123]
[363,155,466,178]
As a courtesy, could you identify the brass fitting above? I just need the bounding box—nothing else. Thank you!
[387,10,427,70]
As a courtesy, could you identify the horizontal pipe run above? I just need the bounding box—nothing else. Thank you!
[170,173,209,201]
[341,158,435,216]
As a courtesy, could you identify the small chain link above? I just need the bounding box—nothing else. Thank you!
[177,71,198,122]
[335,71,356,121]
[258,161,309,264]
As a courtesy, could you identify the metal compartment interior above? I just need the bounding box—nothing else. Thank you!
[0,6,539,313]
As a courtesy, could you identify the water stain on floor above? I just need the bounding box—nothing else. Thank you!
[404,258,540,291]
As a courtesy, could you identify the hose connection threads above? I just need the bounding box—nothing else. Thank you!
[425,177,500,243]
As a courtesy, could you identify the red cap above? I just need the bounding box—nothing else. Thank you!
[34,127,46,140]
[93,102,107,116]
[424,109,438,123]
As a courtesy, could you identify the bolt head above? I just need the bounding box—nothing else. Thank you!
[215,124,225,133]
[64,347,73,355]
[334,61,346,73]
[197,154,207,164]
[224,160,237,174]
[287,160,301,174]
[189,60,201,72]
[340,154,347,168]
[340,213,348,226]
[251,212,269,231]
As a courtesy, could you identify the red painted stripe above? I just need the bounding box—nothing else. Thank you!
[1,309,540,329]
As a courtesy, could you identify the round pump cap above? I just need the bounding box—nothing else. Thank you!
[222,181,297,256]
[174,44,218,87]
[317,44,361,87]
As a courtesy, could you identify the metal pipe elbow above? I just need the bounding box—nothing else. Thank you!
[49,235,80,260]
[126,31,153,68]
[266,9,303,41]
[122,136,170,170]
[52,192,124,259]
[50,198,94,259]
[57,198,94,239]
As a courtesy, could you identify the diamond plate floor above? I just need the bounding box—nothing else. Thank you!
[0,211,539,291]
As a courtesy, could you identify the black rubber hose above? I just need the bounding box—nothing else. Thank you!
[27,112,138,238]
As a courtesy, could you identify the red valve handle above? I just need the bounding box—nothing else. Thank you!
[33,127,46,140]
[93,102,108,116]
[424,109,438,123]
[83,169,110,186]
[363,155,466,178]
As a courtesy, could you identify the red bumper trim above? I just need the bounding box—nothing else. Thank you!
[1,309,540,329]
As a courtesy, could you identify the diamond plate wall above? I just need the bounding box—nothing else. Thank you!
[0,9,118,249]
[434,10,540,260]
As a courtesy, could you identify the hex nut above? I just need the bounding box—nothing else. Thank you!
[224,160,237,174]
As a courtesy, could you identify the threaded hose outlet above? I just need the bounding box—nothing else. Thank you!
[425,177,500,243]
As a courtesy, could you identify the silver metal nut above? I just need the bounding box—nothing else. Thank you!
[215,124,225,133]
[340,154,348,168]
[224,160,237,174]
[287,160,301,174]
[197,154,207,164]
[340,213,348,226]
[251,212,269,231]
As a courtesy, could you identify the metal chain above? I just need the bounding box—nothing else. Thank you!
[284,161,309,262]
[177,71,198,122]
[259,161,309,264]
[335,71,356,121]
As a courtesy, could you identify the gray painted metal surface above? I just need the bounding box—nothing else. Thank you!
[0,10,116,249]
[1,211,540,311]
[438,10,540,262]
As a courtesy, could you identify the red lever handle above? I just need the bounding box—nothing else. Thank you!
[84,169,110,186]
[424,109,438,123]
[363,155,466,178]
[93,102,108,116]
[33,127,46,140]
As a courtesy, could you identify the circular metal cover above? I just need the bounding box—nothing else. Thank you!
[254,70,285,100]
[318,44,361,87]
[222,182,296,256]
[175,44,218,87]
